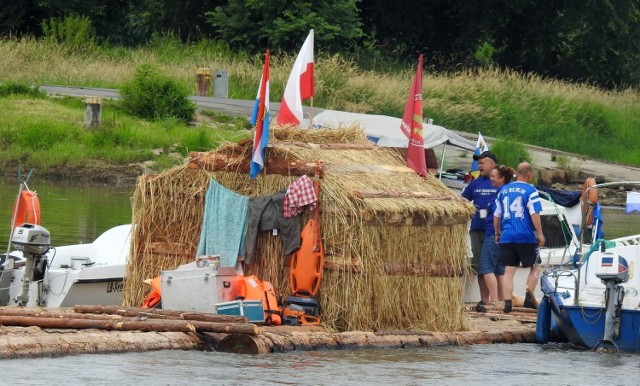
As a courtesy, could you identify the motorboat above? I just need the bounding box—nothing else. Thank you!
[537,181,640,352]
[0,223,132,308]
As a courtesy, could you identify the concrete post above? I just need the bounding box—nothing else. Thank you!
[84,96,102,129]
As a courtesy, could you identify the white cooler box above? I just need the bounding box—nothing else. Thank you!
[161,266,237,312]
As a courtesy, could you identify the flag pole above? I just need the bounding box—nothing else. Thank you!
[309,96,314,128]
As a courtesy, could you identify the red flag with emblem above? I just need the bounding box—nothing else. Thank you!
[400,54,427,176]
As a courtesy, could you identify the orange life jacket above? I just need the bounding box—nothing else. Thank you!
[141,275,162,308]
[236,275,281,326]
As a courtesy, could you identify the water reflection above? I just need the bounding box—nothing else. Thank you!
[4,344,640,385]
[0,178,132,247]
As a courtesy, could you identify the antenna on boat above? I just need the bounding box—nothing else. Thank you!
[6,165,36,257]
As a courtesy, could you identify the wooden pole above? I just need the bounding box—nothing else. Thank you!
[0,315,261,335]
[196,68,211,96]
[72,305,248,324]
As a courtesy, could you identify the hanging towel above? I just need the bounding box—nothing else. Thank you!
[196,179,249,267]
[283,175,317,218]
[627,191,640,214]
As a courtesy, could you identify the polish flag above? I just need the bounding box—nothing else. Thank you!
[400,54,428,176]
[276,29,314,127]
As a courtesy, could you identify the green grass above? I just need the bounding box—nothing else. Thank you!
[1,38,640,169]
[0,95,249,174]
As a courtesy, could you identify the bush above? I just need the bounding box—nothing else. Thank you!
[120,64,196,123]
[41,16,97,47]
[0,82,45,98]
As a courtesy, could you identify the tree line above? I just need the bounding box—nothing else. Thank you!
[2,0,640,89]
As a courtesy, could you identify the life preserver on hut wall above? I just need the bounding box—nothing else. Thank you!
[11,190,41,231]
[581,177,598,225]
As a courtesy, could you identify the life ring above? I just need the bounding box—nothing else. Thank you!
[11,189,41,231]
[580,177,598,225]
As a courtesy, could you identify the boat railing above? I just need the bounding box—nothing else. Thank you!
[537,190,580,266]
[611,234,640,246]
[551,269,580,305]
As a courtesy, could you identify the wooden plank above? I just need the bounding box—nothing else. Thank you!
[353,189,465,201]
[384,262,463,277]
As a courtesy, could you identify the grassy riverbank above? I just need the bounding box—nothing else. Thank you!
[1,37,640,177]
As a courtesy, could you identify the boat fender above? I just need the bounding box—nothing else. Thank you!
[535,296,552,344]
[581,177,598,225]
[12,190,41,232]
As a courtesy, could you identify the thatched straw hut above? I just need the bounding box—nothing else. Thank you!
[123,127,475,332]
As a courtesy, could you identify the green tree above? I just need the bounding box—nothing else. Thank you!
[206,0,364,53]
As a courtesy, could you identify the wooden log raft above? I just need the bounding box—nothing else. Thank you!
[0,329,206,359]
[73,305,247,323]
[203,326,536,354]
[0,315,260,335]
[0,307,247,324]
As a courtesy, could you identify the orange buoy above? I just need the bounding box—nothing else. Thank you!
[581,177,598,225]
[11,189,41,231]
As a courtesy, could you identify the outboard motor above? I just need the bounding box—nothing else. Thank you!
[594,248,629,351]
[11,223,51,306]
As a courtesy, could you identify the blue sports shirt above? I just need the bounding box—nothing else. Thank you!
[461,176,497,231]
[493,181,542,243]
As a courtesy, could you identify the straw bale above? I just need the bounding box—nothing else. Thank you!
[123,165,211,306]
[125,126,475,333]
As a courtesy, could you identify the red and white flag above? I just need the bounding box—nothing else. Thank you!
[400,54,427,176]
[276,29,314,127]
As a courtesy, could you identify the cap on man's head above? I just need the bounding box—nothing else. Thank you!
[473,151,498,163]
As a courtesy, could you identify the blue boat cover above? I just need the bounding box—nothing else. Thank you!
[535,185,581,207]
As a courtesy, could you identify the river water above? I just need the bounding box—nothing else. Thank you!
[3,343,639,385]
[2,179,640,384]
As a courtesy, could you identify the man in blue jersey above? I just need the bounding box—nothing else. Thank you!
[461,151,498,312]
[493,162,545,313]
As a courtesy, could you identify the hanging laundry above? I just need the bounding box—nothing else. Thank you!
[244,191,301,265]
[196,179,249,267]
[283,175,317,218]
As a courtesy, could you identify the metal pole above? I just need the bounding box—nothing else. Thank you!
[438,143,448,180]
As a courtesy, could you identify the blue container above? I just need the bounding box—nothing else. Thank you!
[215,300,265,323]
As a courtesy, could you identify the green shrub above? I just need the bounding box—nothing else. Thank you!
[0,82,45,98]
[41,16,96,47]
[120,64,196,123]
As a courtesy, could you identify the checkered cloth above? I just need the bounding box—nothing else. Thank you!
[283,175,317,218]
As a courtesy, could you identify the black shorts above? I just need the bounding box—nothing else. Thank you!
[498,243,540,268]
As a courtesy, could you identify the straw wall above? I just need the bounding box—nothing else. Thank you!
[124,127,475,332]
